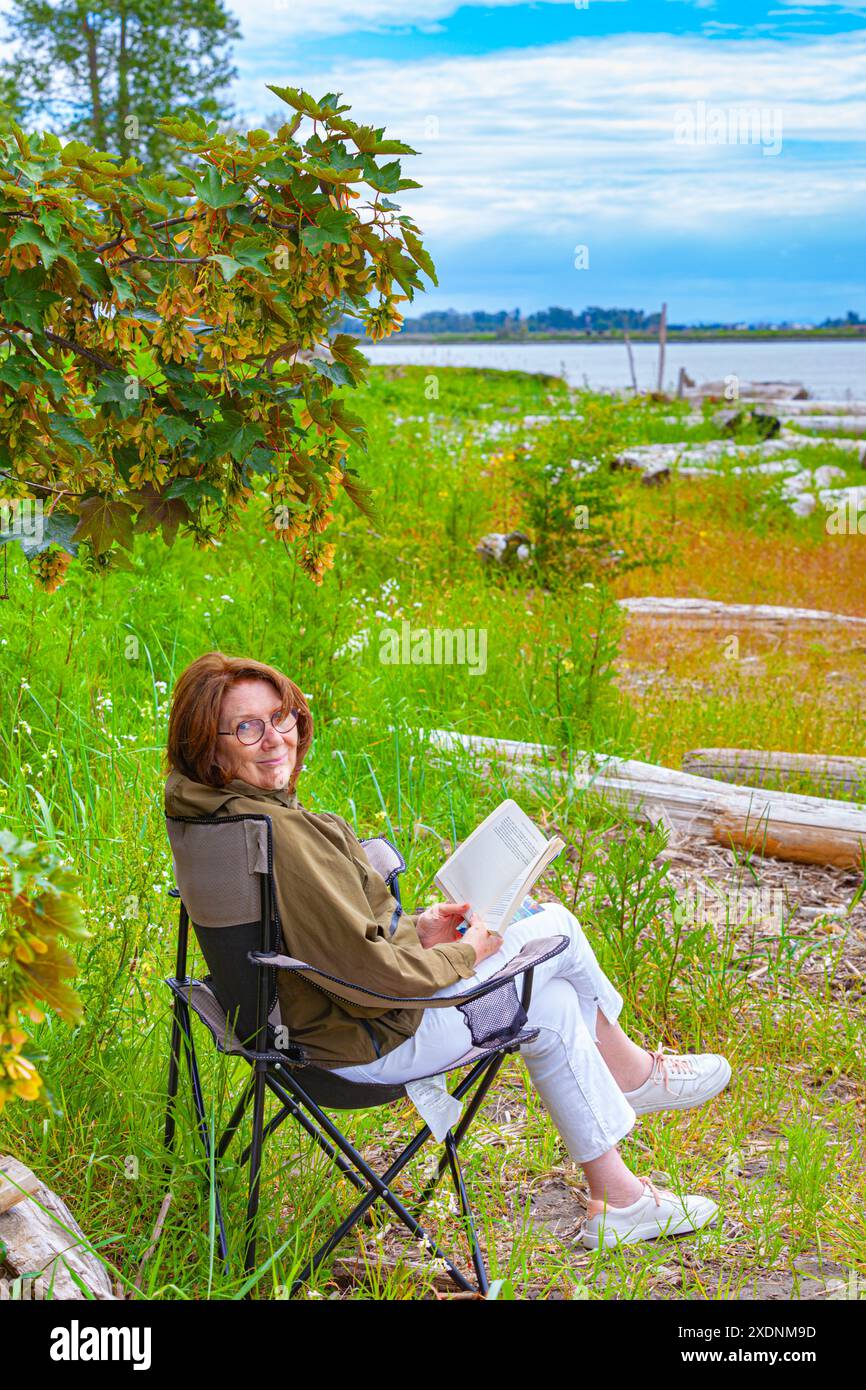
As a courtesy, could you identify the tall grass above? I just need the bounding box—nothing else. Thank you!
[0,366,863,1298]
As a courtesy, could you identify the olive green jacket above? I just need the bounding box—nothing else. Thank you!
[164,769,478,1067]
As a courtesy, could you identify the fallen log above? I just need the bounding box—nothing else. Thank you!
[614,437,865,475]
[616,597,866,628]
[425,730,866,870]
[0,1157,116,1300]
[683,749,866,797]
[772,431,866,460]
[767,400,866,416]
[713,812,866,869]
[685,380,809,402]
[785,415,866,435]
[0,1157,39,1214]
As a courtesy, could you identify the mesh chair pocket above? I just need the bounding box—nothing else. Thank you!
[457,981,527,1049]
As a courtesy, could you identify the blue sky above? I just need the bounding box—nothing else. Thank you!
[222,0,865,323]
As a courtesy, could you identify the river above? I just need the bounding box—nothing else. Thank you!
[361,339,865,400]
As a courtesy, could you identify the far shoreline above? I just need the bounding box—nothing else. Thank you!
[366,331,866,346]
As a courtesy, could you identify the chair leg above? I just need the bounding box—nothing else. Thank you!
[177,1003,230,1272]
[163,995,185,1156]
[291,1152,475,1298]
[243,1063,268,1281]
[443,1132,489,1295]
[217,1074,256,1160]
[285,1064,500,1297]
[266,1068,367,1194]
[413,1052,505,1213]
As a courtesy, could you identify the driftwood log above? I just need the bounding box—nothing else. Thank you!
[684,380,809,402]
[782,415,866,434]
[425,730,866,870]
[766,400,866,416]
[616,597,866,628]
[0,1156,116,1300]
[683,749,866,797]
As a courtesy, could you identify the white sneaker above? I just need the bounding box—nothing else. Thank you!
[623,1048,731,1116]
[580,1176,720,1250]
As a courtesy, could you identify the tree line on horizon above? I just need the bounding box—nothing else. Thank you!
[338,305,865,337]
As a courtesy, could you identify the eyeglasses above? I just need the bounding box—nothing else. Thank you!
[217,710,300,746]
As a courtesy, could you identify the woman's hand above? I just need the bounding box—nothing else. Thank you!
[415,902,504,964]
[415,901,472,949]
[462,916,504,964]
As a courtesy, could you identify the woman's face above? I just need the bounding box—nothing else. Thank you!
[215,679,299,791]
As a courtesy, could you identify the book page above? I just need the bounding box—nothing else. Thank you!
[484,836,564,932]
[434,800,548,917]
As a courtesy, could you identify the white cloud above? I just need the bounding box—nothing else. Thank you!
[228,0,624,43]
[236,30,866,243]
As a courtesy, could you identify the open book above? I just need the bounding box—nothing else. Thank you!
[434,799,565,934]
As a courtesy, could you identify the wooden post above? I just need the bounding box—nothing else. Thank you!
[623,327,638,393]
[656,302,667,393]
[676,365,687,399]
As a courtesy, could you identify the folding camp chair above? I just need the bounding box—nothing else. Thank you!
[162,812,568,1296]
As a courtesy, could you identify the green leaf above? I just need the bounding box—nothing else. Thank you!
[329,400,368,452]
[164,476,222,505]
[0,355,40,390]
[231,238,274,275]
[92,373,144,421]
[267,87,350,120]
[304,159,363,186]
[73,251,113,298]
[329,334,369,384]
[37,207,63,244]
[48,413,93,453]
[300,206,353,254]
[201,411,265,463]
[0,507,80,559]
[208,254,242,282]
[401,227,438,286]
[2,355,67,397]
[486,1279,516,1301]
[345,125,417,156]
[155,415,201,448]
[361,157,406,194]
[1,267,61,334]
[9,226,74,278]
[308,357,352,387]
[243,447,277,479]
[193,167,244,210]
[256,157,298,184]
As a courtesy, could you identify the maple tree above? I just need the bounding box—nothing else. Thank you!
[0,831,86,1112]
[0,86,437,587]
[1,0,240,168]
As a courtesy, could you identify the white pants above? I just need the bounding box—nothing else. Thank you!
[332,904,637,1163]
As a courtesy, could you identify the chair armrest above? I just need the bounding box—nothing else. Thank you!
[248,933,568,1011]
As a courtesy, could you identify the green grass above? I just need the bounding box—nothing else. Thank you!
[0,365,863,1299]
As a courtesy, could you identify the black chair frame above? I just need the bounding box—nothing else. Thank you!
[162,812,567,1297]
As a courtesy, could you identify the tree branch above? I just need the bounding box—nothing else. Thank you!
[0,471,86,498]
[42,330,117,373]
[94,215,192,253]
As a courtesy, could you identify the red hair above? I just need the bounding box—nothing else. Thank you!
[166,652,313,789]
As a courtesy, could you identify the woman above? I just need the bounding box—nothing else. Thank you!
[165,652,731,1250]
